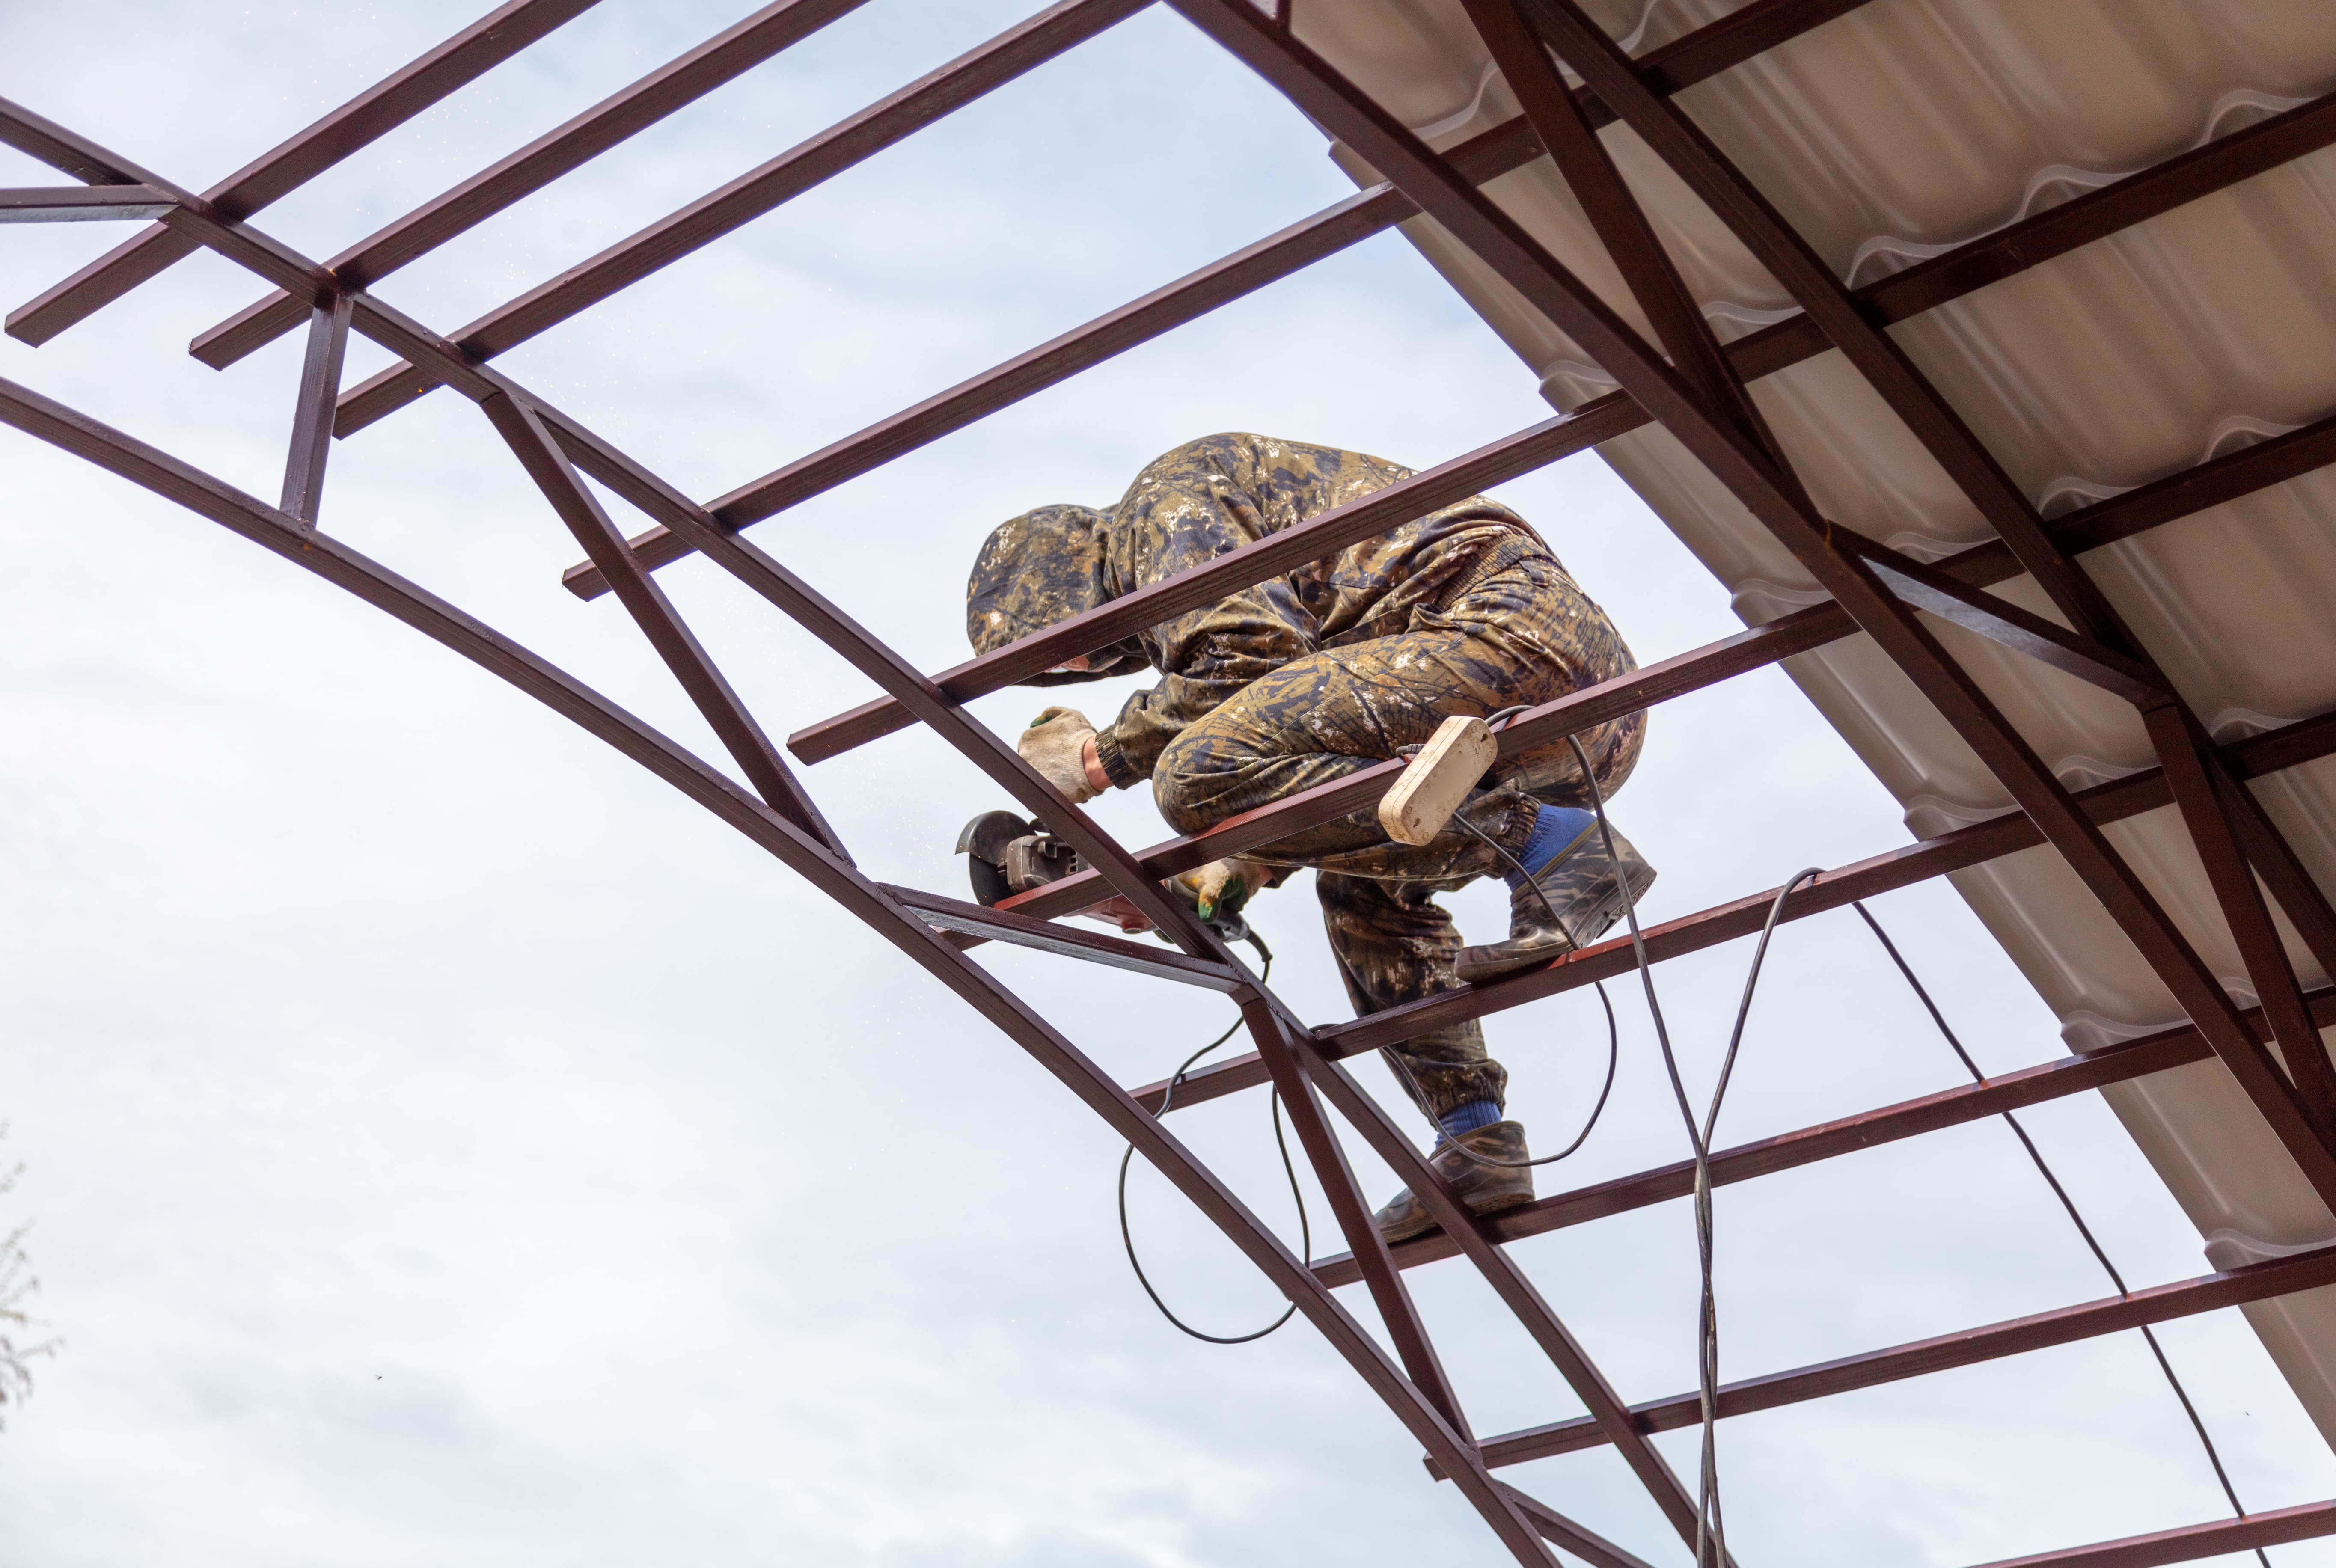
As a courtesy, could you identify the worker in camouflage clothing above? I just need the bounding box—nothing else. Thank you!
[967,433,1653,1240]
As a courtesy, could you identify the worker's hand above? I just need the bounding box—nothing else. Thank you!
[1019,706,1101,804]
[1177,857,1275,924]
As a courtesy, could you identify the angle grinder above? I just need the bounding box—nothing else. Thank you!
[955,809,1261,949]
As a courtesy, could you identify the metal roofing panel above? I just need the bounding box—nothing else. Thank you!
[1299,0,2336,1442]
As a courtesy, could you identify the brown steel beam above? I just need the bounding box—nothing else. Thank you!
[1187,0,2333,1209]
[5,0,598,345]
[539,1,1866,600]
[583,110,1545,576]
[885,884,1242,990]
[775,84,2336,756]
[1460,0,1774,452]
[987,384,2336,919]
[188,0,871,371]
[1290,1030,1738,1565]
[1499,1486,1661,1568]
[1514,0,2336,1197]
[1439,1240,2336,1472]
[1854,538,2170,704]
[559,0,1885,601]
[2220,766,2336,1006]
[1128,640,2336,1121]
[1240,1004,1476,1442]
[509,394,1270,976]
[992,592,1855,922]
[783,400,1641,760]
[330,0,1153,436]
[1512,0,2110,651]
[279,293,351,526]
[0,370,1557,1568]
[2145,705,2336,1133]
[1314,999,2302,1287]
[2057,408,2336,555]
[0,185,175,222]
[481,391,845,852]
[1960,1501,2336,1568]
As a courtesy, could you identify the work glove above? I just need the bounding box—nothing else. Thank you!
[1176,857,1275,924]
[1019,705,1100,804]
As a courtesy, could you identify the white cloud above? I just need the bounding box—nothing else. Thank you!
[0,1,2330,1564]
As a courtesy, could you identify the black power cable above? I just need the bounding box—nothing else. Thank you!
[1555,726,1806,1568]
[1117,952,1315,1345]
[1852,901,2274,1568]
[1112,710,2270,1559]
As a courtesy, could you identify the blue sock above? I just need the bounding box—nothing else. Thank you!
[1505,802,1598,890]
[1438,1100,1503,1140]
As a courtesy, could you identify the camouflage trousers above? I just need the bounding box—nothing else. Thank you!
[1152,540,1645,1121]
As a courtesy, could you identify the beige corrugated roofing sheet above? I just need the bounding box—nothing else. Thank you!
[1301,0,2336,1442]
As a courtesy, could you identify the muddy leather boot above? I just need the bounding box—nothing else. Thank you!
[1456,813,1656,984]
[1372,1120,1535,1243]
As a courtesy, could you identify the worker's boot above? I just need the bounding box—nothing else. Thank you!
[1372,1121,1534,1243]
[1456,808,1655,984]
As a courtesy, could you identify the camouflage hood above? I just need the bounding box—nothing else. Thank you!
[966,502,1146,686]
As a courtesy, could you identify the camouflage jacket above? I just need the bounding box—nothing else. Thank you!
[966,432,1542,787]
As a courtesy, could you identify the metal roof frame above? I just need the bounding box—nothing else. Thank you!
[5,1,2336,1562]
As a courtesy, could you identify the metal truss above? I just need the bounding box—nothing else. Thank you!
[4,2,2336,1562]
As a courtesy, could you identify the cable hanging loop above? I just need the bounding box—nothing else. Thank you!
[1117,952,1313,1345]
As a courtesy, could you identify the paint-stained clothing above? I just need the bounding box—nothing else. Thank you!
[966,434,1645,1120]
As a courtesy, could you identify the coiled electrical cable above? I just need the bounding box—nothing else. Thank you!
[1852,901,2274,1568]
[1117,952,1314,1345]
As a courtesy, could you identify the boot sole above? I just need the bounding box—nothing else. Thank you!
[1455,859,1657,984]
[1376,1185,1535,1244]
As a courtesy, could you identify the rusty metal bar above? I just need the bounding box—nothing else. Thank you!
[0,364,1555,1566]
[279,293,352,526]
[5,0,598,345]
[0,185,175,222]
[330,0,1154,436]
[1958,1501,2336,1568]
[782,401,1641,761]
[189,0,872,371]
[1441,1240,2336,1471]
[481,390,846,852]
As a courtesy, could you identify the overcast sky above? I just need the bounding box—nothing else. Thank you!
[1,2,2332,1564]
